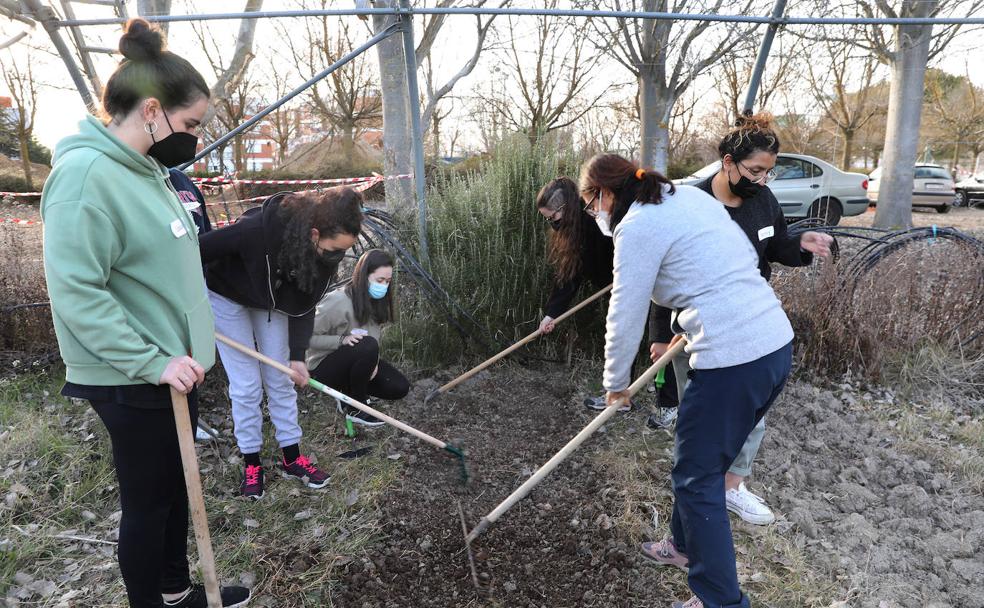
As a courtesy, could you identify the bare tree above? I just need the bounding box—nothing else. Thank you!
[265,58,300,166]
[815,0,984,228]
[588,0,764,173]
[283,6,382,156]
[716,34,801,126]
[0,52,38,188]
[926,70,984,172]
[494,9,606,143]
[806,39,884,170]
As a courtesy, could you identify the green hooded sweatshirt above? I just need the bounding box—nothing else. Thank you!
[41,115,215,386]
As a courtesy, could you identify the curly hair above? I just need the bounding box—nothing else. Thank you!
[717,112,780,162]
[277,187,363,293]
[536,177,584,284]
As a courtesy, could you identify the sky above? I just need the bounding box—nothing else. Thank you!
[2,1,983,154]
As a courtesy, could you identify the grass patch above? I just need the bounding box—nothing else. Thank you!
[0,367,405,606]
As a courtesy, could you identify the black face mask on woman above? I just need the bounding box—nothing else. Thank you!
[549,218,563,231]
[148,113,199,168]
[728,163,763,199]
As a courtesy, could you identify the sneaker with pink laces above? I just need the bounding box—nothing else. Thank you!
[640,537,689,571]
[280,454,330,489]
[671,597,703,608]
[240,464,264,500]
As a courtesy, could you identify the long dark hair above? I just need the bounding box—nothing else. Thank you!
[345,249,395,325]
[277,187,364,293]
[578,154,675,230]
[718,112,780,162]
[101,18,210,122]
[536,177,584,283]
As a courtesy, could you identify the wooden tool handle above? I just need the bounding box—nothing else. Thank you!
[436,284,613,396]
[170,388,222,608]
[217,332,450,451]
[467,338,687,541]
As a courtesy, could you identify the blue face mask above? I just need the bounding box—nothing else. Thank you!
[368,281,388,300]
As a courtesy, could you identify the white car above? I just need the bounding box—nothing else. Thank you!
[676,153,869,225]
[866,164,954,214]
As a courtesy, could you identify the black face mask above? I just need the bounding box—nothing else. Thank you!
[549,218,563,231]
[728,165,763,199]
[148,113,199,168]
[318,248,346,267]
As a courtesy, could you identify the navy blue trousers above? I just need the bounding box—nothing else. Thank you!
[670,342,792,608]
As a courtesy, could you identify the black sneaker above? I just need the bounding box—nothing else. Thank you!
[240,464,264,500]
[280,454,331,489]
[646,407,678,429]
[583,394,632,413]
[163,584,251,607]
[339,397,386,428]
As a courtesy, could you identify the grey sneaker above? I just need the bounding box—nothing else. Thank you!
[670,597,702,608]
[583,394,632,412]
[646,407,678,429]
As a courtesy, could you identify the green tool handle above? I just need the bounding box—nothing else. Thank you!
[655,367,665,389]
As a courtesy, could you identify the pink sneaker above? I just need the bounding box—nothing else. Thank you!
[671,597,703,608]
[640,537,689,571]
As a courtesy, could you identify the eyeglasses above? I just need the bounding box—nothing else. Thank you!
[582,191,600,218]
[542,203,565,223]
[738,161,777,184]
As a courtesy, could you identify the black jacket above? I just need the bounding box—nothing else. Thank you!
[649,177,811,344]
[543,211,615,318]
[200,193,340,360]
[169,169,212,235]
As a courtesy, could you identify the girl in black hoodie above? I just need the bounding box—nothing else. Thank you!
[200,187,362,499]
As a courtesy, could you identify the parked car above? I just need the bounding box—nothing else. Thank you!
[866,164,954,214]
[954,173,984,207]
[675,153,869,225]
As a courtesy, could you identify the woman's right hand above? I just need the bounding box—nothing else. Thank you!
[342,333,364,347]
[650,342,669,362]
[539,316,556,334]
[159,356,206,394]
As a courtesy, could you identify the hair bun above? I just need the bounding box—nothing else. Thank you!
[735,111,774,131]
[119,18,164,62]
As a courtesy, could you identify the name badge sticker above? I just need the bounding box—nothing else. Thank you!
[182,200,201,212]
[170,218,188,238]
[757,225,775,241]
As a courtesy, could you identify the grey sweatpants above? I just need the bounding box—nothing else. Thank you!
[209,290,302,454]
[671,349,765,478]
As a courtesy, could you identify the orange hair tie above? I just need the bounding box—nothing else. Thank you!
[635,168,646,180]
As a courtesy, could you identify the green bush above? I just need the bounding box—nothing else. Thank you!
[389,137,606,366]
[0,174,36,193]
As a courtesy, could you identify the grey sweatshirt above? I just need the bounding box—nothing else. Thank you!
[603,184,794,392]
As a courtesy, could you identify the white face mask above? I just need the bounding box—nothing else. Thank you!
[595,209,613,237]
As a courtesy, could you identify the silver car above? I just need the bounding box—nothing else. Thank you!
[866,164,955,214]
[676,153,870,225]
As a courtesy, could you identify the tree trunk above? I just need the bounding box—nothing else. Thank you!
[840,129,854,171]
[639,73,672,174]
[18,136,33,190]
[951,141,961,173]
[136,0,173,37]
[873,8,934,229]
[373,1,413,210]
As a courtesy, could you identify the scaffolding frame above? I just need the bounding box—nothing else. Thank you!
[13,2,984,261]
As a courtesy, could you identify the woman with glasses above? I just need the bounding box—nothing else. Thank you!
[534,177,657,412]
[581,152,795,608]
[645,113,832,531]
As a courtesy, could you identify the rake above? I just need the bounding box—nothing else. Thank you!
[424,284,613,404]
[215,332,469,483]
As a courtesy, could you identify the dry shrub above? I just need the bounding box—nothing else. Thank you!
[0,227,55,360]
[774,232,984,395]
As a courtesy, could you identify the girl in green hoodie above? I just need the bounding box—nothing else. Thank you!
[41,19,248,608]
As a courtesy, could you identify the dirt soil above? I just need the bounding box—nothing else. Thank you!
[327,362,984,608]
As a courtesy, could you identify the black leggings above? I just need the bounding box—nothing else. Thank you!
[91,392,198,608]
[312,336,410,403]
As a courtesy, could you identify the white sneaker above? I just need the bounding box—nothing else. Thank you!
[194,425,212,442]
[725,482,775,525]
[646,407,678,429]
